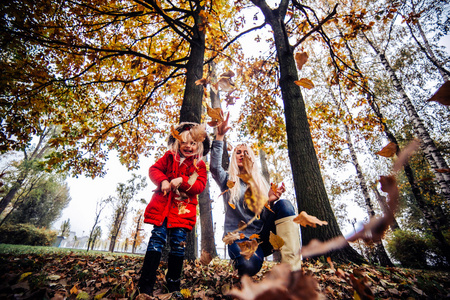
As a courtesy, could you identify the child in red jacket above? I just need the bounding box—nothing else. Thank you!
[138,122,210,296]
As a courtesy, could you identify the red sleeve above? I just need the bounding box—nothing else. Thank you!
[149,152,171,189]
[179,160,207,196]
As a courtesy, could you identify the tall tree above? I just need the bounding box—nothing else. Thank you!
[248,0,363,262]
[87,197,111,252]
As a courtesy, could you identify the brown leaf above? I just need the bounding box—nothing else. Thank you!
[189,123,207,143]
[349,274,375,300]
[375,142,397,157]
[269,231,285,250]
[223,232,242,245]
[393,139,420,173]
[218,189,230,198]
[435,168,450,173]
[227,264,324,300]
[227,180,236,189]
[427,81,450,106]
[294,78,315,89]
[295,52,309,70]
[199,250,213,266]
[294,211,328,227]
[301,236,348,258]
[195,78,209,86]
[237,239,259,260]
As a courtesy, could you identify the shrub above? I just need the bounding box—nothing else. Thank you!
[386,229,428,269]
[0,223,57,246]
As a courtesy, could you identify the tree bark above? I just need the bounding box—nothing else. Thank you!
[364,34,450,204]
[251,0,364,263]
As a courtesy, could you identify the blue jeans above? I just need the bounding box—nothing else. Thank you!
[146,219,187,257]
[228,199,296,276]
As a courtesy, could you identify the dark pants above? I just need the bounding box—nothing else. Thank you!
[146,218,187,257]
[227,199,296,276]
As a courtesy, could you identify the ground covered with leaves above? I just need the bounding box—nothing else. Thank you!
[0,247,449,300]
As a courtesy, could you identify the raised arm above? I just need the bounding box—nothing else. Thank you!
[210,112,231,190]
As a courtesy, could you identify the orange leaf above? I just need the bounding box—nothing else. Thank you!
[170,125,184,142]
[223,232,241,245]
[427,81,450,106]
[218,189,229,198]
[294,211,328,227]
[249,233,260,240]
[228,202,236,209]
[375,142,397,157]
[177,203,190,215]
[294,78,314,89]
[195,78,209,86]
[206,105,223,122]
[294,52,309,70]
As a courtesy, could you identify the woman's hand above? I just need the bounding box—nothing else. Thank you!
[216,112,231,141]
[170,177,183,190]
[268,183,286,203]
[161,180,171,195]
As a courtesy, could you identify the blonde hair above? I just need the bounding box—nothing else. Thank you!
[228,143,270,203]
[169,130,205,162]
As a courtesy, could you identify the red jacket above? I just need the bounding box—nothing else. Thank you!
[144,151,207,231]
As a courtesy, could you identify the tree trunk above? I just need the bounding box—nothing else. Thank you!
[330,86,393,266]
[251,0,364,263]
[365,34,450,204]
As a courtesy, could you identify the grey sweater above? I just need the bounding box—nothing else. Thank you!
[210,140,265,238]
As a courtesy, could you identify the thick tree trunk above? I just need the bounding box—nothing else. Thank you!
[252,0,364,263]
[365,35,450,204]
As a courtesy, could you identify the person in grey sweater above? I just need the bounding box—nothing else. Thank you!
[210,113,302,276]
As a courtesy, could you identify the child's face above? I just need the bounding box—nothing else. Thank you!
[179,136,199,158]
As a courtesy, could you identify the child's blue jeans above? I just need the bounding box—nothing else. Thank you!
[146,218,187,257]
[228,199,296,276]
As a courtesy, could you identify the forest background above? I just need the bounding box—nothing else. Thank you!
[1,0,449,271]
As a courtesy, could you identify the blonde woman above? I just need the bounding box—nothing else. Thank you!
[210,114,301,276]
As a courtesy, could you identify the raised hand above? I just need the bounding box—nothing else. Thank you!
[216,112,231,141]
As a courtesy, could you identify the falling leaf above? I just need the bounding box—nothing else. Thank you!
[200,250,213,266]
[228,201,236,209]
[238,220,248,231]
[238,175,267,216]
[223,232,242,245]
[170,125,184,142]
[427,81,450,106]
[375,142,397,157]
[227,180,235,189]
[217,70,236,92]
[295,52,309,70]
[249,233,260,240]
[227,264,324,300]
[270,182,278,193]
[189,123,207,143]
[294,78,315,89]
[269,231,285,250]
[294,211,328,227]
[301,236,348,258]
[393,139,420,173]
[206,105,224,124]
[237,239,259,260]
[178,203,190,215]
[195,78,209,86]
[435,168,450,173]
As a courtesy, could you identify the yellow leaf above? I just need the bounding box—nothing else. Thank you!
[19,272,32,281]
[375,142,397,157]
[178,203,190,215]
[70,285,78,295]
[294,78,315,89]
[269,231,285,250]
[295,52,309,70]
[294,211,328,227]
